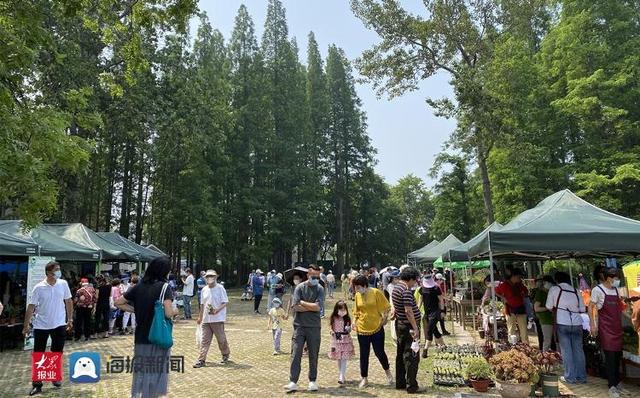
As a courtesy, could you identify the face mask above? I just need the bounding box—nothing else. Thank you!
[612,279,621,288]
[338,310,347,317]
[293,278,301,286]
[206,277,216,284]
[357,287,366,294]
[544,282,552,290]
[53,270,62,279]
[309,278,319,287]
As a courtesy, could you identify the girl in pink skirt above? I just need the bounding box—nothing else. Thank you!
[329,301,355,385]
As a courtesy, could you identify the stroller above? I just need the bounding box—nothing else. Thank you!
[240,284,253,301]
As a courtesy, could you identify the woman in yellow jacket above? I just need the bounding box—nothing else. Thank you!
[352,274,394,389]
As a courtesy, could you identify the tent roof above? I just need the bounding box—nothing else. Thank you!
[39,224,139,261]
[468,189,640,259]
[146,244,167,256]
[0,220,39,256]
[442,222,503,262]
[407,240,440,259]
[411,234,463,264]
[96,232,162,262]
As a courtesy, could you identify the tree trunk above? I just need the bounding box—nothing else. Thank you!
[135,150,145,243]
[477,147,495,223]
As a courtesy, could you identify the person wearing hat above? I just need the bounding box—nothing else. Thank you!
[74,277,97,341]
[252,269,265,314]
[194,270,230,368]
[326,271,336,299]
[417,273,445,358]
[268,297,286,355]
[267,269,283,311]
[386,269,400,343]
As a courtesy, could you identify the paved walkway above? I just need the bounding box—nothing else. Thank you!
[0,290,637,397]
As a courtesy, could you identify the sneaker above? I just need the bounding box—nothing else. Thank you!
[284,382,298,392]
[308,381,319,391]
[359,378,368,388]
[28,386,42,396]
[192,361,205,368]
[385,369,394,385]
[52,381,62,388]
[220,355,229,364]
[609,387,621,398]
[442,331,451,336]
[273,351,280,355]
[616,384,631,396]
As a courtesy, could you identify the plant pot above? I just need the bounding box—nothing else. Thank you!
[496,381,532,398]
[540,373,559,397]
[470,378,491,392]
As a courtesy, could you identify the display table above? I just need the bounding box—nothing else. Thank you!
[0,323,23,351]
[451,294,479,330]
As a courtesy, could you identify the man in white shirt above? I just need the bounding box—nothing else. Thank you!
[545,271,587,385]
[181,268,195,320]
[194,270,230,368]
[22,261,73,396]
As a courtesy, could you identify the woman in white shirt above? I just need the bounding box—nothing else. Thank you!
[545,271,586,384]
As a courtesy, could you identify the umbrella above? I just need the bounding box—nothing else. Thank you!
[284,266,309,285]
[283,266,325,287]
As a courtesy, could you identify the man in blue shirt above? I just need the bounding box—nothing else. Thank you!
[252,269,265,314]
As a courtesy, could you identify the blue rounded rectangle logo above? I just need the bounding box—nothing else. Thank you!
[69,352,101,383]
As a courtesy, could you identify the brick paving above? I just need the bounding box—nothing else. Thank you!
[0,290,637,397]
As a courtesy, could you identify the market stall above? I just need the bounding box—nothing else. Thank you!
[468,189,640,345]
[407,239,439,265]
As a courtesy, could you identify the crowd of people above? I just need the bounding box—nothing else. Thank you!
[19,257,640,398]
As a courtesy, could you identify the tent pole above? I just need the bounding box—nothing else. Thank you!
[489,250,498,341]
[469,257,477,332]
[569,259,573,285]
[449,259,455,335]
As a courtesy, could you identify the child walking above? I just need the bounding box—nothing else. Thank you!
[268,297,286,355]
[329,301,355,385]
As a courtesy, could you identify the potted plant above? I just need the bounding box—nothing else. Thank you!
[535,351,562,397]
[490,349,539,398]
[465,357,494,392]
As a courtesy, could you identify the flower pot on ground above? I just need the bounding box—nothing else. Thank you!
[490,349,539,398]
[465,357,494,393]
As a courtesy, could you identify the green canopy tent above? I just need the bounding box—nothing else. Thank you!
[407,239,440,264]
[468,189,640,340]
[434,257,490,269]
[0,220,39,256]
[39,224,139,262]
[96,232,163,262]
[469,189,640,259]
[410,234,463,265]
[31,227,101,262]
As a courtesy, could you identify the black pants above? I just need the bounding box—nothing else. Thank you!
[254,294,263,312]
[94,305,109,333]
[603,350,622,388]
[425,313,442,341]
[75,307,92,339]
[357,328,390,378]
[395,322,420,392]
[32,326,67,387]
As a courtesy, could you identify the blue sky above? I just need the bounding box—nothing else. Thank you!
[199,0,455,185]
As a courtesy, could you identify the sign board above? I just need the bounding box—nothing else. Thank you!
[24,256,55,351]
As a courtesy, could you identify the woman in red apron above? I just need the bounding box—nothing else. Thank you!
[588,267,629,398]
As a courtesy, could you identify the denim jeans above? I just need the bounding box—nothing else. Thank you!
[183,294,193,319]
[556,324,587,383]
